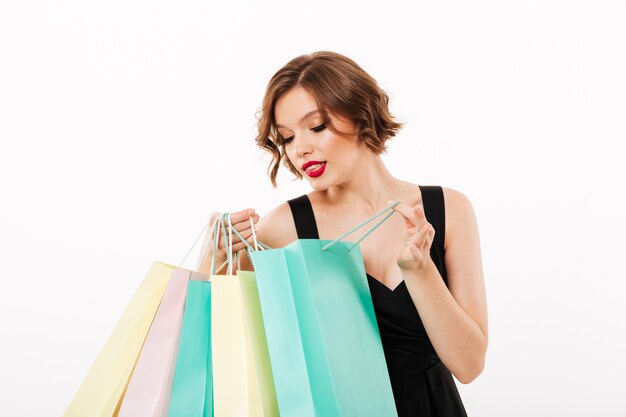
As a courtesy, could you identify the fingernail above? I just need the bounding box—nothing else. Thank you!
[247,209,254,215]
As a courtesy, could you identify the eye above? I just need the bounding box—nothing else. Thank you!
[280,123,325,146]
[311,123,326,133]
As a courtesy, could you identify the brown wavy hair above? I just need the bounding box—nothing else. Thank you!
[255,51,405,187]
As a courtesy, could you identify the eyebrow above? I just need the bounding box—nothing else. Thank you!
[275,109,320,129]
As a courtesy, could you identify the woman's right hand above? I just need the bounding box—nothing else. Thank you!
[200,208,260,273]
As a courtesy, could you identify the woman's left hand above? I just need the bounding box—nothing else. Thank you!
[389,200,436,272]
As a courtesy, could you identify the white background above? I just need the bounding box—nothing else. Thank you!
[1,0,625,415]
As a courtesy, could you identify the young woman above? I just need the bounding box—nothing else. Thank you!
[201,51,488,416]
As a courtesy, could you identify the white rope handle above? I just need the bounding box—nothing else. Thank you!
[227,213,234,275]
[250,217,259,251]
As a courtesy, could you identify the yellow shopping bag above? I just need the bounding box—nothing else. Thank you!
[238,270,279,416]
[63,261,175,417]
[211,213,279,417]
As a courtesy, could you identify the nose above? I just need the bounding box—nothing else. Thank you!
[294,133,313,158]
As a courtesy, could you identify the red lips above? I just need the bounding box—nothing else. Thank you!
[302,161,326,178]
[302,160,325,170]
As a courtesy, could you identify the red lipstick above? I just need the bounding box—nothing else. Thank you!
[302,161,326,178]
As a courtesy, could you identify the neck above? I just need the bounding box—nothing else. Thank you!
[322,150,400,215]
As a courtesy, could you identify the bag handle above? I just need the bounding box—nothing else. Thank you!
[178,212,254,274]
[216,212,246,275]
[228,199,401,257]
[215,212,271,274]
[321,200,400,252]
[178,218,216,271]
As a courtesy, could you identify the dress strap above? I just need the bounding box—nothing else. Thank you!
[287,194,320,239]
[418,185,446,251]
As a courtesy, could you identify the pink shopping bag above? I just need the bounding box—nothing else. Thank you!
[117,267,193,417]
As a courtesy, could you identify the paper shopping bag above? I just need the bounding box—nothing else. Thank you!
[118,268,192,417]
[250,240,398,417]
[169,275,213,417]
[238,270,279,416]
[63,261,175,417]
[211,272,265,417]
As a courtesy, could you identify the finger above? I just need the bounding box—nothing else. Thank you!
[215,240,252,257]
[409,224,430,247]
[232,213,260,231]
[404,226,417,238]
[210,210,257,229]
[219,216,259,245]
[220,211,257,234]
[231,241,253,253]
[223,225,261,245]
[390,201,418,227]
[418,223,431,241]
[409,245,424,262]
[420,224,435,250]
[228,209,257,225]
[228,228,253,244]
[427,225,436,245]
[227,215,260,243]
[232,227,262,245]
[412,204,428,228]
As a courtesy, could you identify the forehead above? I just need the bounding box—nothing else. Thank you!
[274,87,321,129]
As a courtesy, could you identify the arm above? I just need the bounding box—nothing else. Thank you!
[395,187,488,384]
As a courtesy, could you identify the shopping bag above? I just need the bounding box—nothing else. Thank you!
[245,204,400,417]
[118,267,192,417]
[211,213,278,417]
[238,270,279,416]
[63,261,175,417]
[168,274,213,417]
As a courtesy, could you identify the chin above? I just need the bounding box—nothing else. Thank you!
[309,182,328,192]
[306,178,331,192]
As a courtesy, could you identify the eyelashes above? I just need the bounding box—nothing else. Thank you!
[311,123,327,133]
[281,123,326,145]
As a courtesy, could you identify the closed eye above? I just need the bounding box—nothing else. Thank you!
[281,123,326,145]
[311,123,326,133]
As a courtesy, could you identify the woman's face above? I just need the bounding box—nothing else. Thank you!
[274,86,363,191]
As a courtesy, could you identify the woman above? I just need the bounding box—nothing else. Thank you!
[202,51,487,416]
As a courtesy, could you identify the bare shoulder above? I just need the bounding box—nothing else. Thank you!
[256,201,299,249]
[441,186,475,214]
[441,187,478,251]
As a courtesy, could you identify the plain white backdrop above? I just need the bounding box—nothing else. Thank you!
[1,0,625,415]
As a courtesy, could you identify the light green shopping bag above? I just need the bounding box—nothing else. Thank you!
[168,276,213,417]
[241,204,400,417]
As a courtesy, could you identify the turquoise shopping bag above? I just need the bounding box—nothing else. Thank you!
[168,275,213,417]
[243,204,400,417]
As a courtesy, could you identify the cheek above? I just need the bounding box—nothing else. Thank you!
[326,136,359,159]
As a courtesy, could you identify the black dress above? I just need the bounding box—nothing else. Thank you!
[287,185,468,417]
